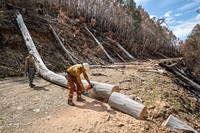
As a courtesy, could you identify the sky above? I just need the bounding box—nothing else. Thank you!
[134,0,200,40]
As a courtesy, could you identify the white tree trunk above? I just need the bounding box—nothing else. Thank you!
[162,115,198,133]
[108,92,147,119]
[49,24,77,64]
[116,43,136,61]
[16,12,119,100]
[85,27,115,63]
[106,37,136,61]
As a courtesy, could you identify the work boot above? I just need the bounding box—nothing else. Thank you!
[29,84,35,88]
[77,97,86,102]
[81,90,88,96]
[68,100,75,106]
[31,84,36,86]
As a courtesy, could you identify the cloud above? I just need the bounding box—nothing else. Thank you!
[150,15,157,19]
[196,14,200,21]
[174,13,182,17]
[135,0,150,6]
[178,1,199,11]
[164,11,172,17]
[163,11,175,24]
[171,14,200,40]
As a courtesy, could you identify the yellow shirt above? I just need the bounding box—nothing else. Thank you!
[67,64,90,90]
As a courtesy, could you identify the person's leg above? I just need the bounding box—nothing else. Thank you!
[28,68,35,87]
[76,85,82,100]
[75,80,85,102]
[66,74,75,106]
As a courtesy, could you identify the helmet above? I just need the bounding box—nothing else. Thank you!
[83,63,89,71]
[29,51,33,55]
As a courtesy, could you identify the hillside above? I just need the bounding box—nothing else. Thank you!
[0,0,180,78]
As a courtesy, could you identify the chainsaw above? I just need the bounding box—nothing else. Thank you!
[85,83,95,94]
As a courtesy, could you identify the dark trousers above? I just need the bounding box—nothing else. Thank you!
[28,68,35,85]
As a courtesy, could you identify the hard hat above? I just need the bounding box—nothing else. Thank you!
[29,51,33,55]
[83,63,89,71]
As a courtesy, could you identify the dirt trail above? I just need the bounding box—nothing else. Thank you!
[0,61,199,133]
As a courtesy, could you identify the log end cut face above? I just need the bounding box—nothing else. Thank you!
[111,86,120,93]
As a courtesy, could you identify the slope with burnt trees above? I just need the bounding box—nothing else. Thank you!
[0,0,179,77]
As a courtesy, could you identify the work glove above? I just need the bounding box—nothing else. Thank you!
[89,83,94,88]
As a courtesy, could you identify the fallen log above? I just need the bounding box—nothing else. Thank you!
[90,64,139,69]
[114,62,140,65]
[85,27,115,63]
[157,52,168,59]
[90,65,125,69]
[108,92,147,119]
[107,37,136,61]
[16,12,119,100]
[162,114,198,133]
[141,69,166,74]
[114,51,126,62]
[49,24,77,64]
[159,57,183,63]
[159,63,200,98]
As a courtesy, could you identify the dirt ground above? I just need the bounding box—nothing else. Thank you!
[0,61,199,133]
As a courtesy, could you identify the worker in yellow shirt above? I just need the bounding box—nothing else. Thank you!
[65,63,93,106]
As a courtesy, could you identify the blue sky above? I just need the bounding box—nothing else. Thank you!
[135,0,200,40]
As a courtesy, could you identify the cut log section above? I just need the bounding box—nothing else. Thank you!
[108,92,147,119]
[84,81,120,102]
[85,27,115,63]
[162,115,198,133]
[16,12,119,100]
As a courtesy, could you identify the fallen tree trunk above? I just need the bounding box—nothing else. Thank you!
[162,115,198,133]
[159,57,183,63]
[90,65,125,69]
[16,12,119,100]
[114,51,126,62]
[108,92,147,119]
[159,63,200,98]
[114,62,140,65]
[49,24,77,65]
[90,64,139,69]
[85,27,115,63]
[107,37,136,61]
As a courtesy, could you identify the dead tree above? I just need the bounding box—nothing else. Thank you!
[107,37,136,61]
[49,24,77,64]
[85,27,115,63]
[159,62,200,98]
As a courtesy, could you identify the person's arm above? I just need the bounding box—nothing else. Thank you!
[83,71,91,86]
[76,75,85,91]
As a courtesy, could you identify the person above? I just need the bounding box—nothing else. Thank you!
[25,51,36,88]
[65,63,93,106]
